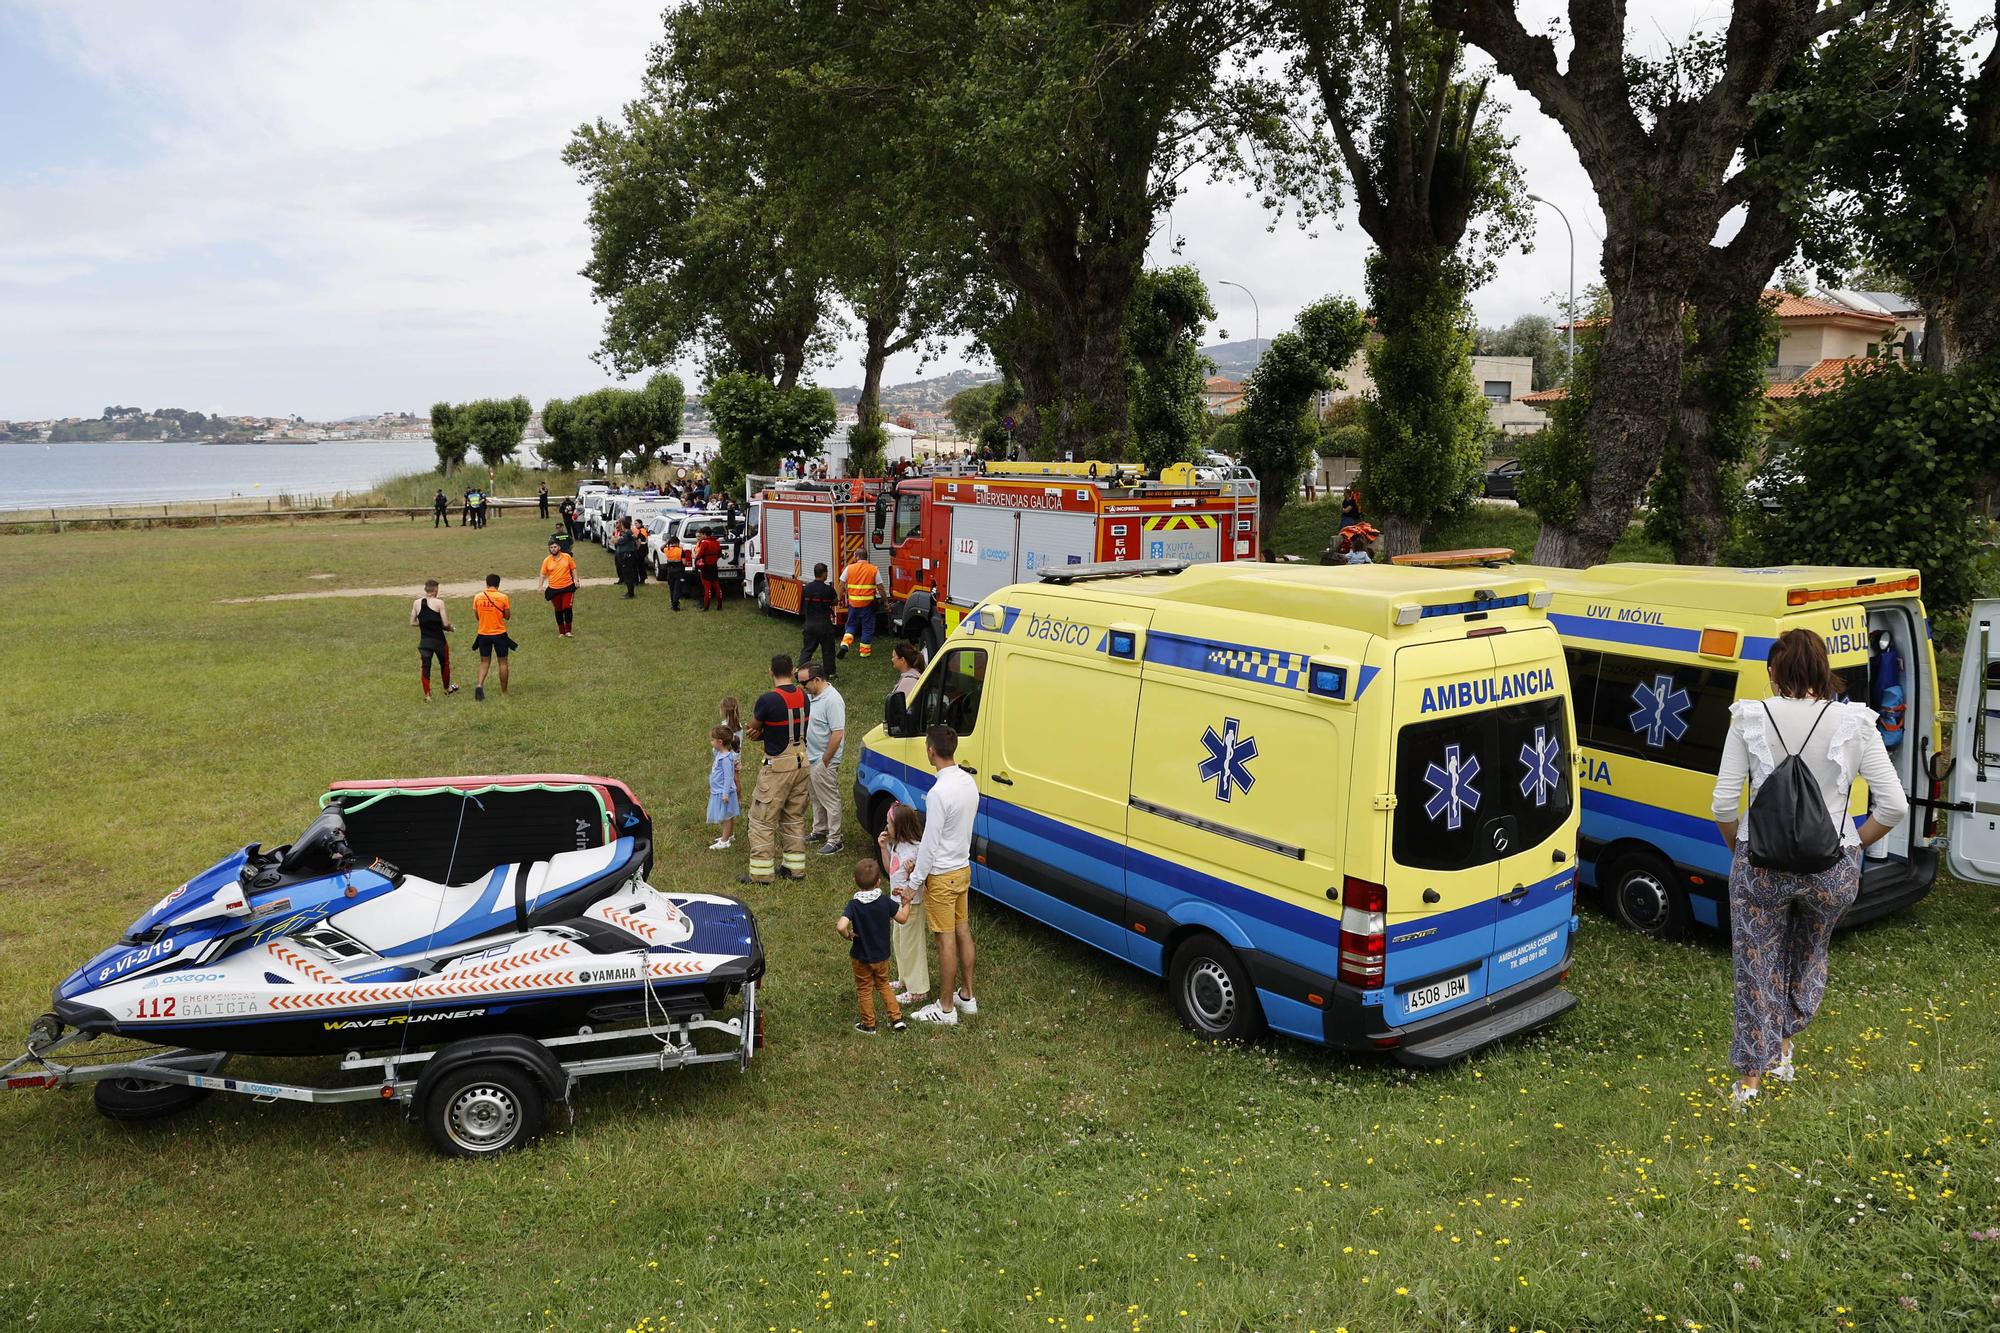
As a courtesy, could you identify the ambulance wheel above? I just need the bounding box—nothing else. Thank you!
[93,1075,211,1122]
[1168,936,1265,1041]
[1603,852,1689,939]
[424,1063,545,1158]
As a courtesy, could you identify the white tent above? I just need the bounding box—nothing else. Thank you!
[823,421,918,475]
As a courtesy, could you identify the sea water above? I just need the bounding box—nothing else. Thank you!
[0,438,446,510]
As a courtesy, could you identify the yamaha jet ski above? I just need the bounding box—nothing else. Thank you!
[34,776,764,1058]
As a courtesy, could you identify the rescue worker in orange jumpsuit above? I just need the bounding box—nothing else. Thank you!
[837,554,881,659]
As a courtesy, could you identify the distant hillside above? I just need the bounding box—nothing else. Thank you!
[828,366,999,412]
[1199,338,1271,381]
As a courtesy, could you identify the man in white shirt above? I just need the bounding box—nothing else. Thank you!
[911,725,980,1026]
[798,665,847,855]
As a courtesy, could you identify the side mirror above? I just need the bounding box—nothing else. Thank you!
[884,690,912,737]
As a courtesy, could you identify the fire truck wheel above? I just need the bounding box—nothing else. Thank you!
[755,578,773,616]
[919,618,942,661]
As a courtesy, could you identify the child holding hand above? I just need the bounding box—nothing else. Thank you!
[878,803,930,1007]
[706,724,740,851]
[836,859,911,1034]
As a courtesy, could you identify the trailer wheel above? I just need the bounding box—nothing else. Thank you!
[1167,936,1265,1042]
[1603,851,1690,940]
[423,1063,545,1158]
[93,1075,211,1122]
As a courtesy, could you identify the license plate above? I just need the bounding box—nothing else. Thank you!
[1404,973,1471,1013]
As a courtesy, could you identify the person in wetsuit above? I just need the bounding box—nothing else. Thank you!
[410,579,458,700]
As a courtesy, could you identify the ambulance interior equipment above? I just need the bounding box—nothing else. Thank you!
[857,559,1581,1067]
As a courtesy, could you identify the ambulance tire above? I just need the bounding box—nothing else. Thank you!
[1602,851,1690,940]
[1167,936,1265,1042]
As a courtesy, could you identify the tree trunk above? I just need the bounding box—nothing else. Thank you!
[856,317,891,428]
[1378,511,1423,559]
[1664,396,1725,565]
[1542,275,1691,566]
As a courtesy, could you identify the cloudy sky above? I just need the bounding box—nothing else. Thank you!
[0,1,1981,420]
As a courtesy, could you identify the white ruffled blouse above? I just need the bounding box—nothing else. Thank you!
[1710,697,1908,847]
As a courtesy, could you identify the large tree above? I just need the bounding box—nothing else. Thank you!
[831,0,1282,460]
[1435,0,1869,565]
[566,11,834,391]
[1236,296,1371,540]
[1125,266,1218,472]
[1286,0,1527,554]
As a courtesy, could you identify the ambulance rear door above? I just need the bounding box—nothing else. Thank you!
[1484,626,1578,990]
[1946,602,2000,884]
[1384,638,1501,1026]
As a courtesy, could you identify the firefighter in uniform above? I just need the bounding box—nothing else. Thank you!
[661,532,687,612]
[837,554,882,659]
[800,562,839,678]
[741,653,812,883]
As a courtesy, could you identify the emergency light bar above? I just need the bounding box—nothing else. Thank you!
[1786,575,1919,606]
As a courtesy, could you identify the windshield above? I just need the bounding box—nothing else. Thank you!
[1392,697,1572,871]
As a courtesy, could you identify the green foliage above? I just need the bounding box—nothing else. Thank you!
[1359,251,1489,537]
[537,375,684,477]
[706,372,836,494]
[1643,299,1776,554]
[1319,422,1369,458]
[1125,267,1218,472]
[1753,361,2000,614]
[845,421,888,478]
[44,407,219,443]
[429,401,468,476]
[1479,314,1568,390]
[945,379,1020,441]
[1237,296,1369,536]
[1515,332,1600,529]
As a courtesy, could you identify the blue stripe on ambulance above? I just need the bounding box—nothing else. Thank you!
[1550,611,1779,663]
[858,751,1574,1044]
[1578,790,1731,926]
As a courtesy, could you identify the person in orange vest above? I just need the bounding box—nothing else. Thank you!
[837,554,881,659]
[694,527,725,610]
[660,531,688,612]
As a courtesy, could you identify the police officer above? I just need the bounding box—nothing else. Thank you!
[660,528,688,612]
[741,654,812,884]
[800,562,839,678]
[614,519,641,598]
[432,488,450,528]
[837,553,881,659]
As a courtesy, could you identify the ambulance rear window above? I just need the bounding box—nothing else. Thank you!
[1392,698,1573,872]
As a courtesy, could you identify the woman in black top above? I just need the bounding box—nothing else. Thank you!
[410,579,458,700]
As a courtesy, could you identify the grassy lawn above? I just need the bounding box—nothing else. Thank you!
[0,516,1994,1332]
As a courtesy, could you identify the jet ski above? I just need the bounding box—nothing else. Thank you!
[36,775,764,1058]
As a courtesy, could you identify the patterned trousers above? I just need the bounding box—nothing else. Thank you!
[1728,841,1861,1073]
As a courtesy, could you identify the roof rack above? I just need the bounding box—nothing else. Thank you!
[1038,559,1189,585]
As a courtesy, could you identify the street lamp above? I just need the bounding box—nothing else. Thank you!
[1527,193,1575,381]
[1215,279,1260,344]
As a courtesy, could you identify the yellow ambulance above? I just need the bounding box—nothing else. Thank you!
[1513,563,1944,936]
[853,560,1581,1065]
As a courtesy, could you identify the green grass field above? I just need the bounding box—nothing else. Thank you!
[0,510,1994,1332]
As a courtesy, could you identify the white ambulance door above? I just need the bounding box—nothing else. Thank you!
[1016,510,1096,579]
[1947,603,2000,883]
[948,506,1019,606]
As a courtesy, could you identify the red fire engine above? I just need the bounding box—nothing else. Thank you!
[751,462,1259,656]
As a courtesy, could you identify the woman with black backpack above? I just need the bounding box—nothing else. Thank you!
[1710,628,1908,1110]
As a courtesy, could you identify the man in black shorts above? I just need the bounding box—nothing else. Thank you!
[409,578,458,700]
[469,573,515,700]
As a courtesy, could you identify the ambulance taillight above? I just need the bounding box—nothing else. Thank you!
[1337,876,1388,988]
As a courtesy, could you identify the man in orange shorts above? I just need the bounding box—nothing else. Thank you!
[469,573,515,700]
[909,725,980,1026]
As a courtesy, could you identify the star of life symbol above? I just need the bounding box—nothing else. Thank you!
[1629,673,1692,748]
[1197,717,1258,802]
[1518,725,1562,808]
[1422,744,1482,830]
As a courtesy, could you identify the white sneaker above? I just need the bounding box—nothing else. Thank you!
[1769,1048,1797,1084]
[953,991,979,1016]
[911,1002,958,1026]
[1728,1082,1760,1111]
[708,838,732,851]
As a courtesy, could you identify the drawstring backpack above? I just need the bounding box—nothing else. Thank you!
[1747,701,1842,873]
